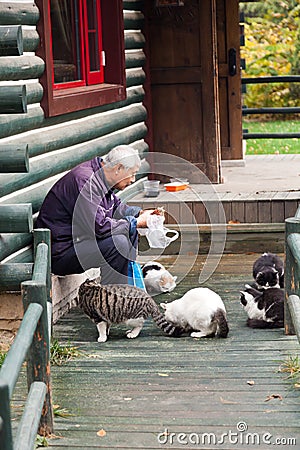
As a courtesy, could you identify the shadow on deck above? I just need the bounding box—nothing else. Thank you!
[49,254,300,449]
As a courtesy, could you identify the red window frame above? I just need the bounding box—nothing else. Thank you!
[83,0,104,85]
[36,0,126,117]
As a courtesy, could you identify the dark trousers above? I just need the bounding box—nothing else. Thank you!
[52,232,138,284]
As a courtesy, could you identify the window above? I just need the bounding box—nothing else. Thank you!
[36,0,126,117]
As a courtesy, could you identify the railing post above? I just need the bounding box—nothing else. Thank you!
[22,281,54,436]
[34,229,52,341]
[285,216,300,335]
[34,229,51,304]
[0,382,13,450]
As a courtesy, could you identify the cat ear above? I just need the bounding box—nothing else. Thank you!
[160,302,167,310]
[240,292,247,306]
[173,276,178,282]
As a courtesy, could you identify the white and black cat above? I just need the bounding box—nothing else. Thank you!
[160,287,229,338]
[240,284,284,328]
[74,278,183,342]
[253,252,284,289]
[142,261,177,294]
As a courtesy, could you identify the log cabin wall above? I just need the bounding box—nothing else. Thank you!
[0,0,149,264]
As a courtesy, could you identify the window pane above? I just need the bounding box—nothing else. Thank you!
[86,0,100,73]
[50,0,83,84]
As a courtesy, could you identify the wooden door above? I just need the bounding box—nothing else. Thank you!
[216,0,243,160]
[145,0,221,183]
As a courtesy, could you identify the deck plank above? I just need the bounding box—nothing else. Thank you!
[47,254,300,449]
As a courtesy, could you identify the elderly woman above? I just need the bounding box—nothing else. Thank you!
[36,145,152,284]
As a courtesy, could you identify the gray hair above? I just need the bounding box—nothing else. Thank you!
[103,145,141,170]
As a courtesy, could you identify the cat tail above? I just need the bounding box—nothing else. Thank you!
[150,303,183,337]
[247,318,283,329]
[214,309,229,338]
[152,312,183,337]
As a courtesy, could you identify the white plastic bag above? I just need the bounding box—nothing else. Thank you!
[138,214,179,249]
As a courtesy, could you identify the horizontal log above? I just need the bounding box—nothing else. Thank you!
[124,11,144,29]
[0,83,142,139]
[0,85,144,151]
[22,28,39,52]
[26,86,145,146]
[0,233,33,262]
[0,262,33,292]
[0,122,148,198]
[24,82,44,104]
[0,204,33,232]
[0,125,148,211]
[0,25,23,56]
[0,103,146,167]
[0,55,44,81]
[126,68,146,87]
[125,50,146,68]
[124,31,145,49]
[0,2,39,26]
[0,246,33,264]
[0,144,29,173]
[0,85,27,113]
[0,105,44,139]
[123,0,143,10]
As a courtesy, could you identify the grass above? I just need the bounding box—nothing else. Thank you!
[278,355,300,389]
[0,350,7,368]
[243,119,300,155]
[50,338,83,366]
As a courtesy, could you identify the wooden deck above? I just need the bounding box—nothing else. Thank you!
[44,254,300,449]
[128,155,300,224]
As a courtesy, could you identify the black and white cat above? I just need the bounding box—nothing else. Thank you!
[160,287,229,338]
[240,284,284,328]
[142,261,177,294]
[253,252,284,289]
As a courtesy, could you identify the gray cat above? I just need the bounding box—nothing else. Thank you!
[74,278,183,342]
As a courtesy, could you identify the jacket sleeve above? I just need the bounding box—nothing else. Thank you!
[73,176,141,240]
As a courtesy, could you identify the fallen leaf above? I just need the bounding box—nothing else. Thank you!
[97,429,107,437]
[264,394,283,402]
[123,397,132,401]
[220,396,239,405]
[158,373,169,377]
[294,383,300,389]
[247,380,255,386]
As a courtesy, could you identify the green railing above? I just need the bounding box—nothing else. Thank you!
[285,205,300,343]
[0,228,53,450]
[242,75,300,139]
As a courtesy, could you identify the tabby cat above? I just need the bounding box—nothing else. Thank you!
[75,278,183,342]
